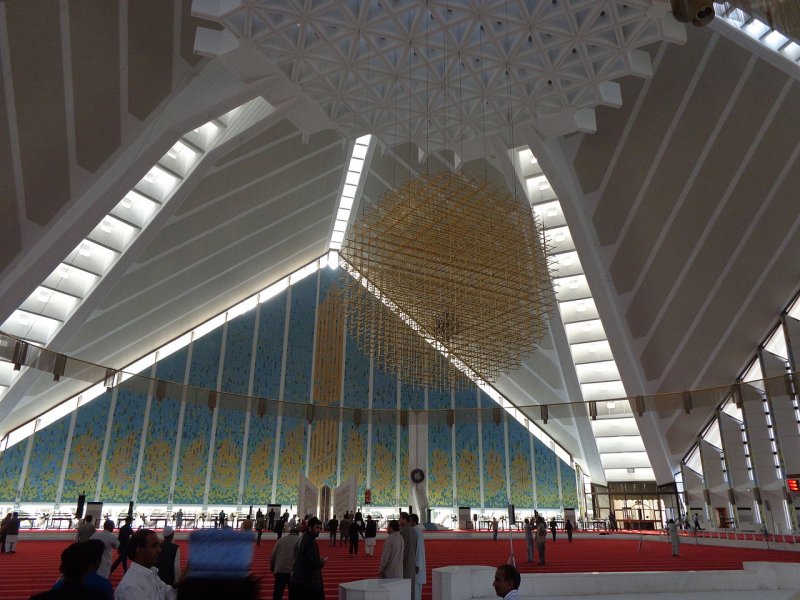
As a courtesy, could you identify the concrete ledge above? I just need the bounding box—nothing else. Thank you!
[339,578,411,600]
[432,562,800,600]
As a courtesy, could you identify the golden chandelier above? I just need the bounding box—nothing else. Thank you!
[340,170,554,391]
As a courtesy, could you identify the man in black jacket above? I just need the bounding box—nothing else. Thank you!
[155,526,180,586]
[364,515,377,556]
[289,517,326,600]
[327,515,338,547]
[110,516,133,574]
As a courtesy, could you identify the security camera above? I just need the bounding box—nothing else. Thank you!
[670,0,715,26]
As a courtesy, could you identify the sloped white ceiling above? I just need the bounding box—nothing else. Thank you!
[2,1,798,484]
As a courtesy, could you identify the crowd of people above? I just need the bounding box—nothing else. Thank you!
[4,505,607,600]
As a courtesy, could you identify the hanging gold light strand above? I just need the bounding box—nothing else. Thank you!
[340,168,554,390]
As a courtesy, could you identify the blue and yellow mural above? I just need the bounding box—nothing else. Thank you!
[455,388,480,507]
[1,266,575,510]
[427,389,452,507]
[534,437,560,509]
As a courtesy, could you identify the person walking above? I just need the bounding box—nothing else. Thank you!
[535,516,547,566]
[339,513,351,548]
[328,514,338,547]
[667,518,680,556]
[399,512,418,597]
[3,512,20,553]
[411,514,426,600]
[271,526,299,600]
[348,518,362,556]
[256,512,266,545]
[289,517,326,600]
[90,519,119,579]
[275,516,285,539]
[110,516,133,575]
[0,512,11,553]
[565,517,574,543]
[76,514,96,542]
[549,517,557,543]
[364,515,378,557]
[155,526,181,587]
[523,518,534,563]
[492,517,499,541]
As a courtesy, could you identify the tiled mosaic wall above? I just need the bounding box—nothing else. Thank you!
[0,269,577,510]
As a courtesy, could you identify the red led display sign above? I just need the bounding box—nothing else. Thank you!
[788,478,800,493]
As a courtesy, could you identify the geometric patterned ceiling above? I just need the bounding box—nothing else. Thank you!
[194,0,685,145]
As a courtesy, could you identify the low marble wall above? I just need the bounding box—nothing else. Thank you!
[339,578,411,600]
[432,562,800,600]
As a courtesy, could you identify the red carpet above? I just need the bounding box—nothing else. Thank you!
[2,534,799,599]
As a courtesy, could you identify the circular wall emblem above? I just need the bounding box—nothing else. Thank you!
[411,468,425,484]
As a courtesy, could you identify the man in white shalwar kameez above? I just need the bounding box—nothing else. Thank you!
[411,514,426,600]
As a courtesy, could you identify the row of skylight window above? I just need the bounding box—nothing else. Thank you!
[716,5,800,63]
[0,254,332,451]
[679,293,800,522]
[329,135,372,251]
[688,292,800,467]
[516,147,654,483]
[0,104,274,403]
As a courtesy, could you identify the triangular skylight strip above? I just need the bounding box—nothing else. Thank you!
[329,134,373,251]
[0,101,263,402]
[516,146,654,483]
[715,6,800,65]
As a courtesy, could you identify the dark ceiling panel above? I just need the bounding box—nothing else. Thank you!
[641,128,800,387]
[106,172,341,309]
[144,165,342,264]
[211,119,298,168]
[127,0,173,121]
[591,30,709,247]
[573,75,645,195]
[610,37,750,296]
[7,0,70,227]
[79,203,334,352]
[174,131,344,227]
[0,39,20,273]
[69,0,120,172]
[627,57,786,348]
